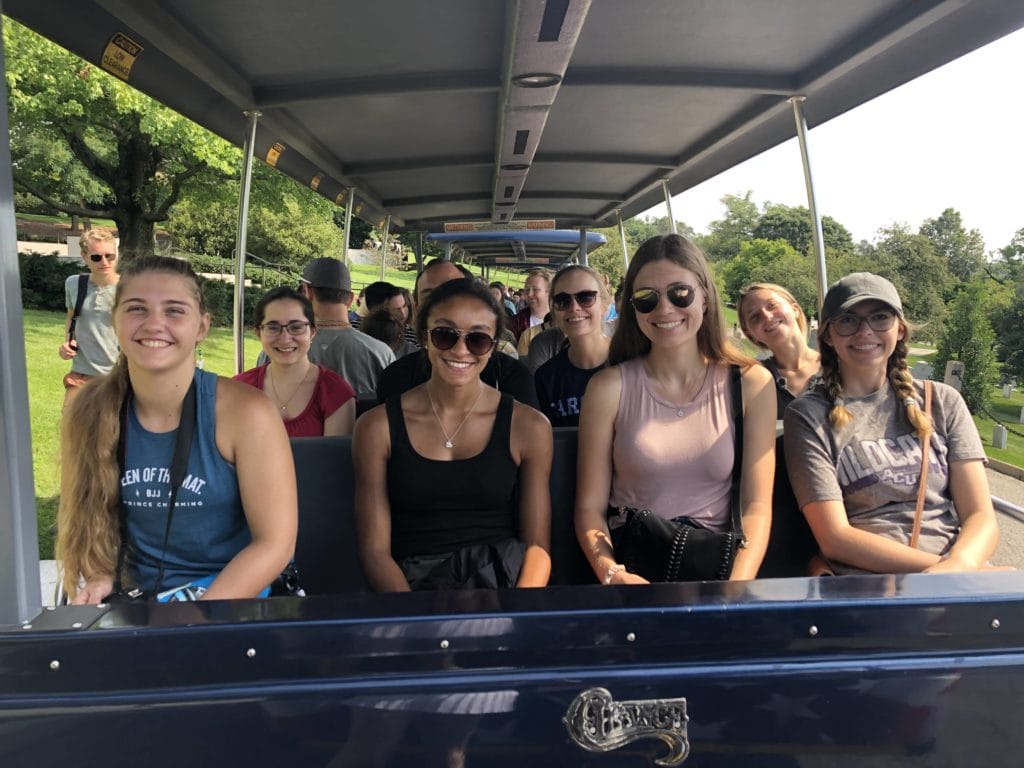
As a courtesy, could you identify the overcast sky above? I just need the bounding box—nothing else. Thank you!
[643,26,1024,253]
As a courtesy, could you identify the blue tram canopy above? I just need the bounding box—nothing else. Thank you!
[428,229,607,268]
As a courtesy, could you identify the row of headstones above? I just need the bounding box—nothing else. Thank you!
[911,360,1019,449]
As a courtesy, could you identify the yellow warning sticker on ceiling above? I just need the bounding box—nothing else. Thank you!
[310,174,322,191]
[266,142,286,167]
[101,33,144,81]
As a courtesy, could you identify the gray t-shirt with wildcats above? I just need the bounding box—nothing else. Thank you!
[784,380,984,572]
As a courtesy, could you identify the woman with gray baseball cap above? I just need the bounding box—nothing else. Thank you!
[783,272,1003,575]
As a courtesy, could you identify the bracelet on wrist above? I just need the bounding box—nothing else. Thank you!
[604,563,626,585]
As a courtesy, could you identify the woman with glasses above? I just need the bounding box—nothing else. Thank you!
[534,265,611,427]
[236,286,356,437]
[784,273,1001,575]
[354,278,552,591]
[736,282,820,576]
[575,234,776,585]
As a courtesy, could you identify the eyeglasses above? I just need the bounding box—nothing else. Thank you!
[831,310,897,337]
[258,321,311,338]
[89,252,116,263]
[428,326,497,356]
[630,284,696,314]
[552,290,598,311]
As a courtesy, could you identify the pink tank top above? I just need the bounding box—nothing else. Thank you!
[609,358,735,530]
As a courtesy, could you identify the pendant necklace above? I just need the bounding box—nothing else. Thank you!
[673,361,711,418]
[268,365,309,415]
[427,383,484,449]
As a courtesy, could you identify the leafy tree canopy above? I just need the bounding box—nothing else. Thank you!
[932,281,999,412]
[753,203,853,256]
[718,238,818,315]
[919,207,985,283]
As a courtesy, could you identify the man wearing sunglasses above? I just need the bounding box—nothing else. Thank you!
[376,259,538,408]
[59,229,121,402]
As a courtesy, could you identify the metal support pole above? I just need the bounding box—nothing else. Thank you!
[0,25,41,623]
[578,226,589,267]
[341,187,355,267]
[444,241,453,262]
[615,209,629,271]
[661,180,677,234]
[415,232,425,273]
[232,111,260,374]
[379,215,391,280]
[790,96,828,309]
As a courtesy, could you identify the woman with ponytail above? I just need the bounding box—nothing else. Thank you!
[784,272,1000,574]
[58,257,297,603]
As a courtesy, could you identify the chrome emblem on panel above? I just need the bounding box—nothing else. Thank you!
[564,687,690,766]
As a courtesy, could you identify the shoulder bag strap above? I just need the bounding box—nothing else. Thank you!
[909,379,933,549]
[67,274,89,342]
[729,365,746,546]
[114,378,198,596]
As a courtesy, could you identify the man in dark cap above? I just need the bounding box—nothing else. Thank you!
[299,258,395,399]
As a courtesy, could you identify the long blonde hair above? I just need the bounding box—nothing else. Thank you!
[736,282,808,348]
[57,257,206,598]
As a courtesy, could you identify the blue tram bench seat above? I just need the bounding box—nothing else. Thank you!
[289,428,814,594]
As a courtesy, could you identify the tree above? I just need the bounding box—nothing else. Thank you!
[5,19,237,259]
[932,282,999,412]
[698,192,759,261]
[718,238,817,313]
[919,208,985,283]
[872,224,951,341]
[752,204,854,256]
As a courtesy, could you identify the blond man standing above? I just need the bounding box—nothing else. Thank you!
[59,229,120,402]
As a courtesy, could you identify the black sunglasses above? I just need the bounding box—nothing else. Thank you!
[428,326,497,356]
[552,290,599,311]
[630,284,696,314]
[90,252,116,263]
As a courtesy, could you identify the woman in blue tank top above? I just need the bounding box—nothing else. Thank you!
[58,257,297,603]
[354,278,553,591]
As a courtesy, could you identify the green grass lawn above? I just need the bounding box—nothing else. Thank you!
[17,212,119,228]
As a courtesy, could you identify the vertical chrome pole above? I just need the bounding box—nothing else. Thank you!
[444,241,453,261]
[341,187,355,267]
[661,180,677,234]
[578,226,589,267]
[790,96,828,309]
[615,209,629,270]
[0,22,41,622]
[379,215,391,280]
[232,110,260,375]
[415,232,425,273]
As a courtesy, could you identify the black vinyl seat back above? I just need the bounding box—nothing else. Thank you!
[549,428,597,586]
[290,436,369,595]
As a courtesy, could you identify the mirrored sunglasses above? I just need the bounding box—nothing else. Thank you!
[552,290,599,311]
[428,326,497,356]
[630,284,696,314]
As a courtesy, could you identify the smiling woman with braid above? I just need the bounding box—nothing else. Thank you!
[784,273,1003,575]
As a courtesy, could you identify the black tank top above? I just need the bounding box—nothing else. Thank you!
[385,393,518,560]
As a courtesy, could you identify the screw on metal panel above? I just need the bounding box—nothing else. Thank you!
[808,625,819,637]
[246,648,256,658]
[49,660,60,671]
[440,639,450,649]
[991,619,1001,630]
[626,632,636,643]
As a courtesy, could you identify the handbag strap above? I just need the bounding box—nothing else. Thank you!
[67,274,89,343]
[909,379,933,550]
[114,377,198,596]
[728,365,746,546]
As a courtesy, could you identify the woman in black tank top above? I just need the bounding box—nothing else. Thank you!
[353,279,553,591]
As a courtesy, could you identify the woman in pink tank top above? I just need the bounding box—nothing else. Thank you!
[575,234,777,585]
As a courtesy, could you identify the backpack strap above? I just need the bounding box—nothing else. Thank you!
[729,365,747,547]
[67,274,89,343]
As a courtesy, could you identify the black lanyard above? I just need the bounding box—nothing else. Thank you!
[114,378,198,596]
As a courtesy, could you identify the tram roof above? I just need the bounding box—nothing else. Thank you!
[428,229,606,267]
[5,0,1024,234]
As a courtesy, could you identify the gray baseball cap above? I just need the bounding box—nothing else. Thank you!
[821,272,903,324]
[301,258,351,291]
